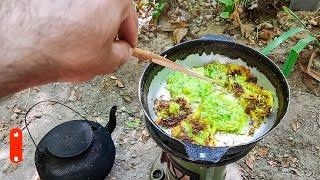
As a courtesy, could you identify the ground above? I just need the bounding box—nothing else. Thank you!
[0,1,320,180]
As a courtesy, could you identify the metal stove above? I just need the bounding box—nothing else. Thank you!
[150,152,235,180]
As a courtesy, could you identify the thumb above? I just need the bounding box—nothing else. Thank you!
[109,40,133,70]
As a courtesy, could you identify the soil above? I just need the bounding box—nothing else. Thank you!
[1,1,320,180]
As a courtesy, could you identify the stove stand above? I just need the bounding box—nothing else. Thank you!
[150,152,241,180]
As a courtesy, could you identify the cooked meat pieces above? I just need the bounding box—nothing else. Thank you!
[155,98,192,128]
[233,83,245,97]
[190,118,205,134]
[157,114,188,128]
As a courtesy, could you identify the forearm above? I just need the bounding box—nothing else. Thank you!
[0,52,59,97]
[0,1,57,97]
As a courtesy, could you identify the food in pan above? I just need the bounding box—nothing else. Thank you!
[154,61,273,147]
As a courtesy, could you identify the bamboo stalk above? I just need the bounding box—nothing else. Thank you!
[133,48,215,83]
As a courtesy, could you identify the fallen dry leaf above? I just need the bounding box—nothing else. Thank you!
[230,5,246,37]
[259,29,276,41]
[258,146,269,157]
[281,155,296,168]
[123,95,132,102]
[246,153,256,170]
[267,160,279,167]
[260,22,274,29]
[291,121,300,132]
[115,80,125,88]
[170,20,188,29]
[242,24,254,38]
[300,63,320,82]
[173,28,188,44]
[139,129,150,142]
[230,8,242,27]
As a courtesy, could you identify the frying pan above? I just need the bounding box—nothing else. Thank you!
[139,35,290,166]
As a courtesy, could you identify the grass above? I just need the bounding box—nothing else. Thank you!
[262,6,320,77]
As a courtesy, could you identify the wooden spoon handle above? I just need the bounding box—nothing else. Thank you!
[133,48,214,83]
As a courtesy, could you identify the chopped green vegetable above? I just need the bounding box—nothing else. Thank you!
[168,102,180,115]
[195,92,249,133]
[167,69,213,103]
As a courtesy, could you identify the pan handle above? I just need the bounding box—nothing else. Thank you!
[183,143,229,163]
[200,34,234,42]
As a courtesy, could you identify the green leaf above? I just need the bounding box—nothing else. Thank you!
[225,4,235,13]
[283,6,309,30]
[125,118,142,129]
[262,27,306,56]
[282,6,320,47]
[219,0,233,6]
[282,35,317,76]
[152,1,165,19]
[220,12,230,19]
[283,6,300,21]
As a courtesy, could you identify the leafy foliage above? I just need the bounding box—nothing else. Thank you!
[262,27,306,56]
[282,35,317,76]
[219,0,239,19]
[262,6,320,77]
[152,0,166,19]
[218,0,254,19]
[125,118,142,129]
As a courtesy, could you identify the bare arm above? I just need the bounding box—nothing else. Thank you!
[0,0,138,97]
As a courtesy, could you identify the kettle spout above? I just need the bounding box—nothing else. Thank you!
[106,106,117,133]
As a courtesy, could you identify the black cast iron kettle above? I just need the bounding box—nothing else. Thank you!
[34,106,117,180]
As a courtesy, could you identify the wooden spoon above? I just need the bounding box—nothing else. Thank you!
[133,48,214,83]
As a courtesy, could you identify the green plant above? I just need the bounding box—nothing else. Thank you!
[137,0,166,20]
[262,6,320,77]
[125,118,142,129]
[218,0,252,19]
[219,0,239,19]
[152,0,166,19]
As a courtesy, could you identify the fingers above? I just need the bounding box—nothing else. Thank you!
[118,2,138,48]
[108,40,133,72]
[66,40,132,82]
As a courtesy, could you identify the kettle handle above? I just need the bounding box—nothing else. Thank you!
[24,100,88,159]
[106,106,117,134]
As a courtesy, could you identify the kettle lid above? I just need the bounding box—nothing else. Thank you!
[45,120,93,158]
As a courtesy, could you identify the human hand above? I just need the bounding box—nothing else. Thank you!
[41,0,138,81]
